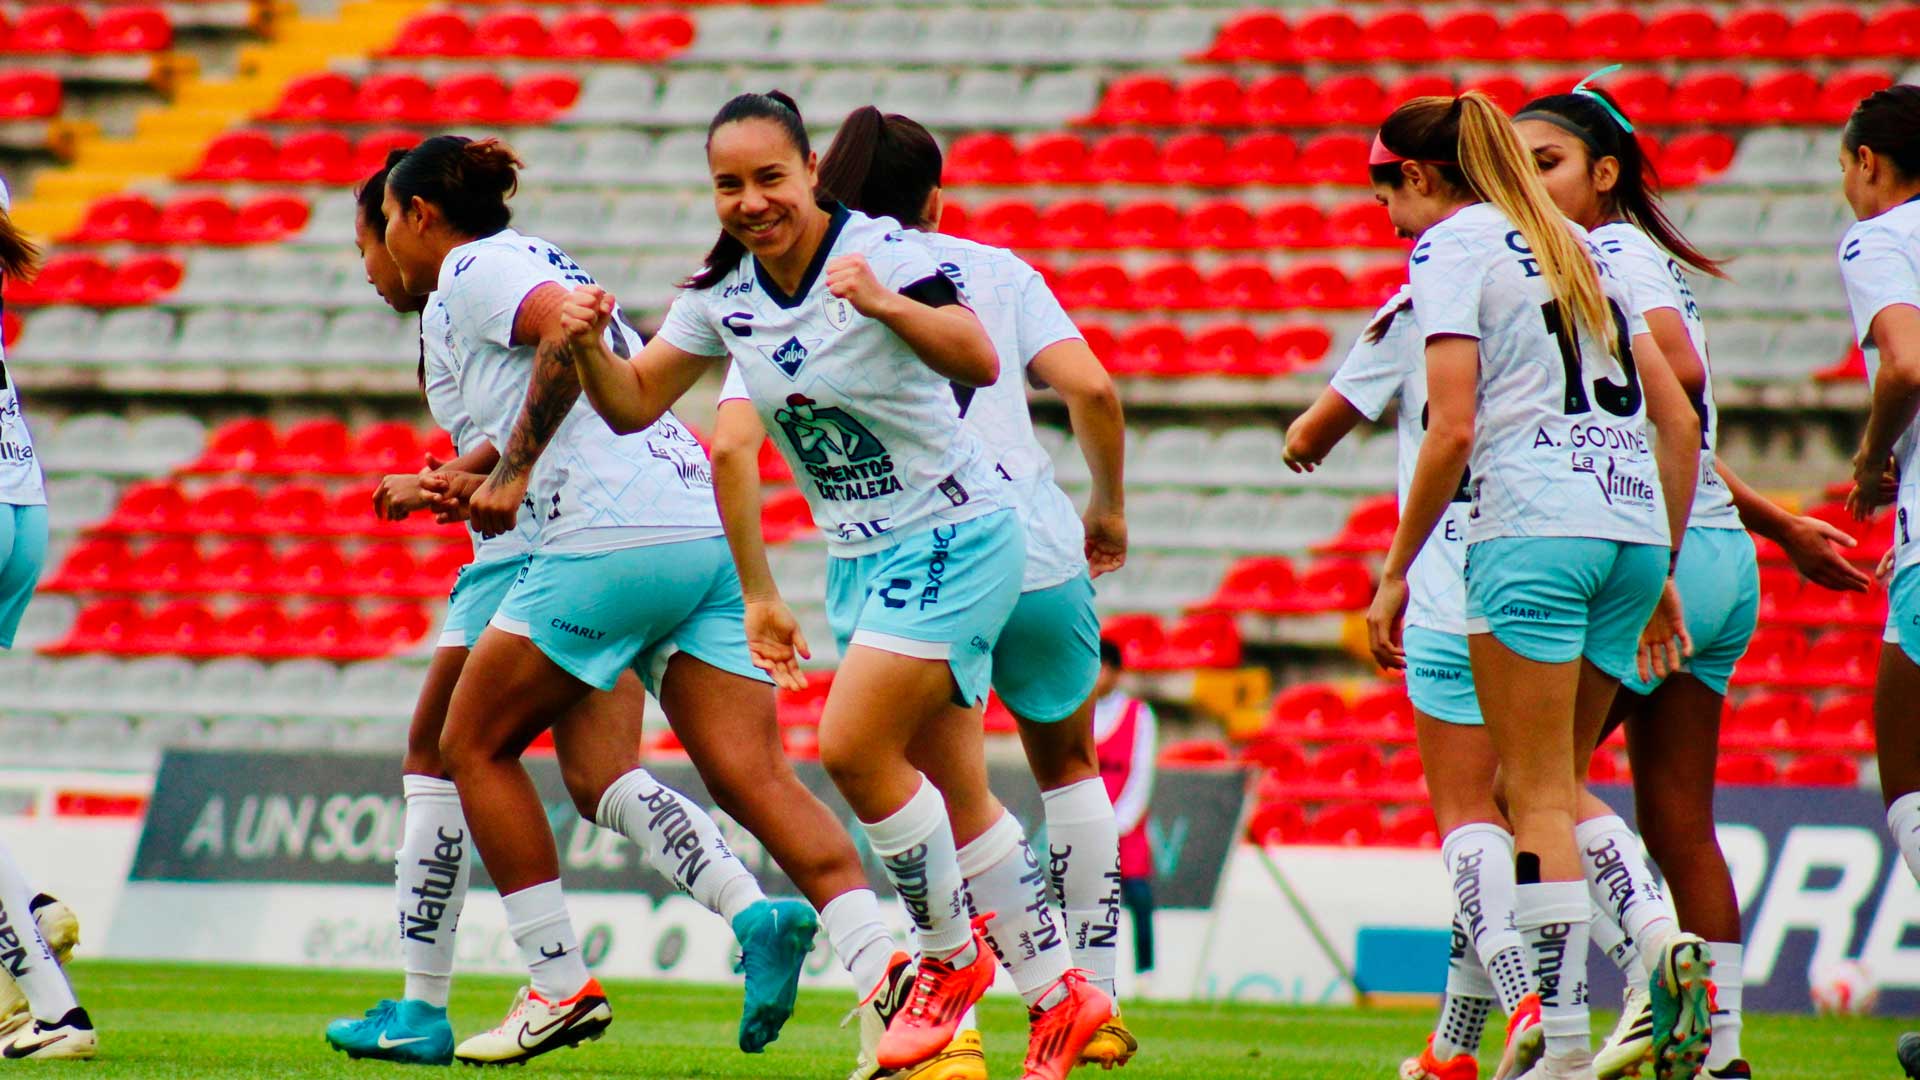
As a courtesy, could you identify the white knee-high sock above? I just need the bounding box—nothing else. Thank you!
[862,777,973,960]
[501,879,589,1000]
[821,888,895,999]
[1706,941,1744,1069]
[1887,792,1920,884]
[397,775,470,1008]
[1444,823,1532,1016]
[1516,880,1591,1066]
[1434,915,1496,1060]
[958,810,1071,1006]
[0,840,76,1022]
[596,768,764,923]
[1589,906,1649,993]
[1040,778,1122,999]
[1576,815,1677,973]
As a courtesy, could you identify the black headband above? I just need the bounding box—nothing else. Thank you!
[1514,109,1609,158]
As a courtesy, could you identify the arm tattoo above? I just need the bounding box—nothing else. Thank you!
[492,334,583,487]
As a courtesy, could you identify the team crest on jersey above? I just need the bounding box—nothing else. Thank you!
[773,393,900,501]
[761,336,819,379]
[825,296,855,331]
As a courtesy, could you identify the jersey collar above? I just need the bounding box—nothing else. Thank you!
[753,202,850,310]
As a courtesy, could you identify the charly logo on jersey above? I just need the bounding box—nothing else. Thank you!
[760,336,821,380]
[773,393,900,501]
[824,296,855,331]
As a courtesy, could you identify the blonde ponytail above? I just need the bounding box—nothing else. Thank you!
[1453,92,1613,349]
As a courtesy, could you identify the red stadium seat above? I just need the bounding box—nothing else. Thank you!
[1161,133,1230,186]
[1190,323,1266,374]
[185,130,279,181]
[1267,682,1344,739]
[1667,72,1746,125]
[385,9,472,56]
[1808,694,1874,752]
[1643,7,1721,60]
[1295,134,1369,185]
[1224,134,1296,185]
[1782,754,1859,787]
[1383,805,1439,848]
[271,541,351,596]
[1305,802,1382,847]
[1197,556,1296,614]
[199,539,277,594]
[1587,748,1624,784]
[1262,322,1333,371]
[11,6,91,53]
[970,199,1039,249]
[627,11,696,59]
[1362,10,1431,62]
[1184,199,1257,250]
[1720,8,1791,59]
[1570,7,1643,61]
[776,670,834,728]
[288,602,366,660]
[1351,261,1410,307]
[153,196,238,245]
[1603,72,1673,127]
[349,422,427,474]
[45,537,135,593]
[1036,199,1110,250]
[1174,75,1246,128]
[189,419,278,474]
[1316,494,1397,555]
[1790,6,1865,59]
[1018,133,1090,185]
[471,9,549,57]
[1276,558,1372,614]
[67,195,160,244]
[1275,261,1353,310]
[140,599,222,657]
[266,72,357,122]
[353,129,423,178]
[1820,71,1895,124]
[232,195,310,243]
[1245,800,1306,845]
[1310,742,1384,792]
[6,253,111,306]
[1865,8,1920,57]
[1501,8,1573,62]
[1207,260,1277,311]
[1089,74,1177,126]
[1136,262,1208,311]
[1290,10,1363,62]
[1802,632,1879,689]
[1433,10,1502,62]
[758,488,813,544]
[1657,132,1736,186]
[104,254,183,306]
[944,133,1018,185]
[269,419,353,475]
[1386,748,1425,789]
[1244,74,1313,127]
[1159,738,1231,764]
[549,10,623,59]
[45,599,144,655]
[1206,10,1288,62]
[1462,74,1530,116]
[357,72,435,123]
[1383,75,1455,113]
[1110,321,1184,376]
[1056,260,1132,310]
[1101,613,1168,669]
[506,73,580,121]
[1326,201,1399,249]
[1109,201,1183,250]
[0,70,59,119]
[361,603,432,656]
[1716,752,1779,785]
[1245,740,1310,789]
[255,483,332,535]
[1351,683,1415,741]
[276,129,357,184]
[99,480,187,535]
[1256,201,1327,249]
[1086,134,1162,184]
[755,437,792,485]
[127,539,202,594]
[1726,689,1811,749]
[1732,627,1807,687]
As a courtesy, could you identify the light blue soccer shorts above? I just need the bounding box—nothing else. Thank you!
[490,536,771,693]
[1885,562,1920,667]
[0,504,48,650]
[1403,626,1482,725]
[437,555,526,650]
[992,572,1101,723]
[1464,536,1668,683]
[1621,527,1758,697]
[825,508,1026,708]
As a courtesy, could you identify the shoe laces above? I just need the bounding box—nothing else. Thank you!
[898,953,958,1026]
[490,986,533,1035]
[363,999,399,1025]
[1022,970,1089,1072]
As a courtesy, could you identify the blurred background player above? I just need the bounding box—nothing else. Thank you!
[1361,92,1707,1080]
[1092,638,1158,1002]
[1519,79,1875,1080]
[0,175,93,1062]
[376,133,882,1066]
[1829,84,1920,1080]
[809,104,1138,1074]
[564,91,1114,1080]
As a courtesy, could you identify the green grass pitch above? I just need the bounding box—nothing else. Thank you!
[62,960,1914,1078]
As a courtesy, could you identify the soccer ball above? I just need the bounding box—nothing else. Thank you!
[1809,959,1879,1015]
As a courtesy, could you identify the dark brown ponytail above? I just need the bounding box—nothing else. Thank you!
[0,207,40,282]
[817,105,943,229]
[386,135,522,238]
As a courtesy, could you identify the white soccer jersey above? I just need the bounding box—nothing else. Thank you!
[436,229,720,555]
[1330,287,1467,635]
[1408,203,1666,549]
[658,205,1009,557]
[421,294,534,562]
[1840,197,1920,570]
[923,233,1085,591]
[1592,222,1739,531]
[0,177,44,508]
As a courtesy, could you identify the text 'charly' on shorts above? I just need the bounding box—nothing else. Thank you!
[1620,526,1758,697]
[825,508,1025,708]
[1464,536,1667,683]
[1403,625,1481,725]
[489,536,770,693]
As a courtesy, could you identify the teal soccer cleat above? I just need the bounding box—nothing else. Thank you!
[325,997,455,1066]
[731,898,820,1054]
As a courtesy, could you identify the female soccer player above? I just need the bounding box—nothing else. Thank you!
[1289,288,1545,1080]
[1520,83,1872,1080]
[325,151,670,1066]
[562,92,1114,1079]
[1832,83,1920,1080]
[375,134,890,1067]
[807,103,1136,1071]
[0,177,95,1062]
[1360,92,1706,1080]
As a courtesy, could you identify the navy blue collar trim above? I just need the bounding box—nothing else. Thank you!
[754,202,850,310]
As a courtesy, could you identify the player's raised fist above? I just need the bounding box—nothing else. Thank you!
[560,285,613,345]
[825,254,891,318]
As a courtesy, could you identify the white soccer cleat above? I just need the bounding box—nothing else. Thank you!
[3,1008,96,1060]
[0,895,80,1041]
[1596,985,1654,1079]
[452,980,610,1067]
[1513,1053,1598,1080]
[843,951,915,1080]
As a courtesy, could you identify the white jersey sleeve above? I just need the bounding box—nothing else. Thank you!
[666,207,1012,556]
[1409,204,1669,549]
[1841,201,1920,570]
[718,362,748,403]
[1330,288,1413,422]
[921,233,1087,590]
[1593,223,1737,531]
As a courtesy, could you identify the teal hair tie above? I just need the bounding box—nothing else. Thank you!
[1571,63,1635,134]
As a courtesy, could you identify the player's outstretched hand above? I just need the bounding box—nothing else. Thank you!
[466,473,526,538]
[825,254,893,318]
[372,473,427,521]
[744,598,810,692]
[1780,514,1871,593]
[1083,502,1128,579]
[1365,574,1409,670]
[560,285,613,347]
[1635,577,1693,684]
